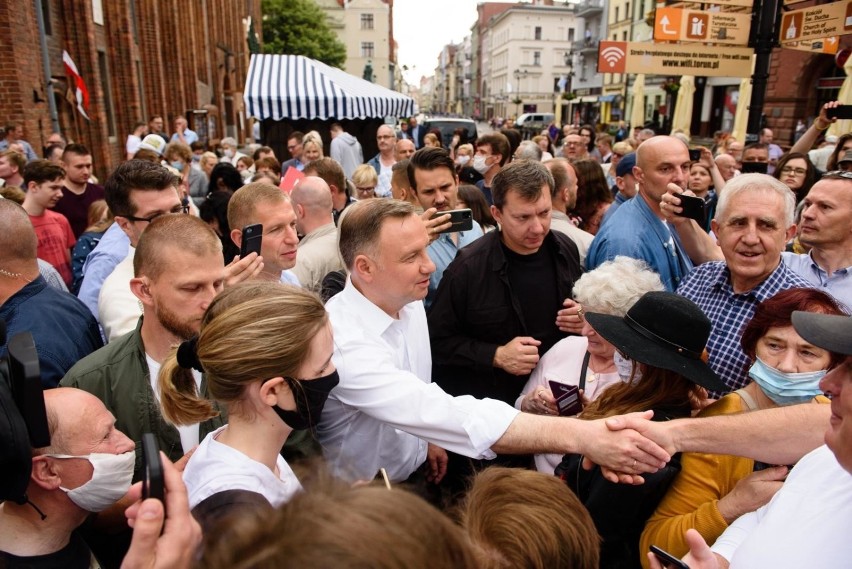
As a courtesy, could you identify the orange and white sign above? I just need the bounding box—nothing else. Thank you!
[598,41,753,77]
[654,7,751,45]
[781,0,852,44]
[783,35,840,55]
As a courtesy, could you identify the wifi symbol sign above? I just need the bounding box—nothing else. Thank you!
[598,41,628,73]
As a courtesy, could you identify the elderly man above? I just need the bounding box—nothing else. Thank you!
[727,140,744,167]
[715,153,738,182]
[170,115,198,145]
[395,138,416,161]
[673,174,810,394]
[0,200,102,387]
[758,127,783,173]
[647,312,852,568]
[514,140,543,162]
[367,125,397,197]
[228,181,300,285]
[586,136,694,291]
[318,197,670,485]
[0,388,136,566]
[0,123,38,161]
[407,147,483,307]
[543,158,594,264]
[560,132,589,161]
[62,215,227,477]
[290,176,345,292]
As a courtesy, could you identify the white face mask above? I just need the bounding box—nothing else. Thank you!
[613,351,643,385]
[48,451,136,512]
[456,155,470,166]
[224,148,235,159]
[472,154,491,174]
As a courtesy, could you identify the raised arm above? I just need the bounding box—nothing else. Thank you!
[789,101,841,155]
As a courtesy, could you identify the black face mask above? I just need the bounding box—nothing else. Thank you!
[270,370,339,431]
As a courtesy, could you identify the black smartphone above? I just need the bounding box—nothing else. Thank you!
[240,223,263,258]
[674,194,706,224]
[548,381,582,416]
[650,545,690,569]
[826,105,852,120]
[141,434,165,507]
[740,161,768,174]
[433,208,474,234]
[688,149,701,162]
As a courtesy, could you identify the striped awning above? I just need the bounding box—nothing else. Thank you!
[244,54,415,121]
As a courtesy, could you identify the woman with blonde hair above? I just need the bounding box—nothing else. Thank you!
[351,164,378,200]
[159,282,338,520]
[302,131,325,165]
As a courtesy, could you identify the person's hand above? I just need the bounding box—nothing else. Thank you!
[224,253,264,287]
[647,529,726,569]
[698,146,715,169]
[716,466,787,523]
[172,447,197,472]
[660,183,698,226]
[577,411,671,484]
[556,298,585,334]
[122,453,201,569]
[522,387,557,415]
[493,336,541,375]
[815,100,841,131]
[426,443,448,483]
[451,134,461,148]
[420,207,451,243]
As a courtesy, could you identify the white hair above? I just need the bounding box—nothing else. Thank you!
[221,137,237,147]
[573,256,665,316]
[515,140,543,162]
[714,173,795,227]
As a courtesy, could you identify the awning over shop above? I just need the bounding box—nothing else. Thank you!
[578,95,599,103]
[244,54,415,121]
[598,95,617,102]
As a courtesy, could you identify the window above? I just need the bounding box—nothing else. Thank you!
[40,0,51,35]
[623,30,628,41]
[615,7,619,21]
[533,51,541,66]
[97,51,116,139]
[361,13,373,30]
[568,27,575,42]
[626,2,631,19]
[361,42,374,58]
[534,26,542,40]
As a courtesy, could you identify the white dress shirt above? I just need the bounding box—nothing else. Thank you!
[319,278,519,482]
[98,247,141,341]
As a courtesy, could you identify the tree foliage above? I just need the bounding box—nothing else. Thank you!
[261,0,347,68]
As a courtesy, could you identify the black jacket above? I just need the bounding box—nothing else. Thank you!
[428,229,583,405]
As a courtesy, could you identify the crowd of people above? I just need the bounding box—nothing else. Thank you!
[0,99,851,569]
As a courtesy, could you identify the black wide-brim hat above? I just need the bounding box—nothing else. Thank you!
[585,291,727,393]
[792,311,852,357]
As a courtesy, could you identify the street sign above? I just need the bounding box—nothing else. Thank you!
[782,35,840,55]
[680,0,754,7]
[654,7,752,45]
[598,41,754,77]
[780,0,852,44]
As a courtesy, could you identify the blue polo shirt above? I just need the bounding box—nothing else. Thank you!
[424,221,484,309]
[782,251,852,309]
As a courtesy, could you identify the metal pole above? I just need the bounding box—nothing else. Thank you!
[35,0,60,134]
[746,0,781,142]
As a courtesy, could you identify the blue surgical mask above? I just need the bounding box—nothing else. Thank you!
[614,351,643,385]
[748,356,826,405]
[169,160,185,172]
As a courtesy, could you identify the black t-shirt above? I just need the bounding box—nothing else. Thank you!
[502,239,562,355]
[0,532,91,569]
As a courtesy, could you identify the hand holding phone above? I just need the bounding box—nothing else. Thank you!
[142,434,165,507]
[826,105,852,120]
[649,545,690,568]
[688,149,701,162]
[549,381,582,416]
[432,208,474,234]
[674,194,706,224]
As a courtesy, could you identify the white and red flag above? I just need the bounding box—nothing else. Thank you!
[62,50,90,120]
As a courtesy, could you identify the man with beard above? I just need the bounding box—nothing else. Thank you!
[61,214,227,477]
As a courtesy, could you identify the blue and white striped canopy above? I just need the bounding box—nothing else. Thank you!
[244,54,415,121]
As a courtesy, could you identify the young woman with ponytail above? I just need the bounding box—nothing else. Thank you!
[158,281,338,523]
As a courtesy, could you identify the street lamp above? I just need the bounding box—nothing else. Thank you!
[513,68,529,116]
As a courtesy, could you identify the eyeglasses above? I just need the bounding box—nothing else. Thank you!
[356,186,376,194]
[287,145,299,151]
[823,170,852,180]
[377,135,395,140]
[121,204,190,223]
[780,166,807,176]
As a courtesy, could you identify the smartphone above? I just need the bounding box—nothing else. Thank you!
[548,381,582,416]
[240,223,263,258]
[688,149,701,162]
[650,545,690,568]
[433,208,473,234]
[141,434,165,507]
[674,194,706,224]
[740,161,768,174]
[826,105,852,120]
[7,332,50,448]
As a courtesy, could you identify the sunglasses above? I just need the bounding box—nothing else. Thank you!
[122,204,190,223]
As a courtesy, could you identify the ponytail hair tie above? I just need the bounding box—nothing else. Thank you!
[176,337,204,372]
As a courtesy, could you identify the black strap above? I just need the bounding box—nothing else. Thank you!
[579,351,591,392]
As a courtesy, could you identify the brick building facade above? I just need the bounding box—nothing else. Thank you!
[0,0,261,181]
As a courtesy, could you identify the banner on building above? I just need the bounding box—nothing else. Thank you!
[598,41,754,78]
[62,50,90,121]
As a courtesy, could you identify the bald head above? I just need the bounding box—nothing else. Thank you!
[291,176,334,232]
[395,138,416,161]
[0,199,37,264]
[41,388,108,454]
[634,136,690,203]
[715,153,737,181]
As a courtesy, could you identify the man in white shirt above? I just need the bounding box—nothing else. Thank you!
[648,311,852,569]
[318,198,672,484]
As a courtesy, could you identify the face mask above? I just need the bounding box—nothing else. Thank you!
[748,356,826,405]
[47,451,136,512]
[191,154,201,163]
[613,351,643,384]
[169,160,185,172]
[224,148,235,159]
[456,155,470,166]
[271,370,339,430]
[472,154,491,174]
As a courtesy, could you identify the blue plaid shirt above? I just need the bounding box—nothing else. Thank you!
[677,260,812,395]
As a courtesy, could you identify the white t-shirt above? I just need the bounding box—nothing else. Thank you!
[182,425,302,509]
[711,444,852,567]
[126,134,142,155]
[146,355,201,454]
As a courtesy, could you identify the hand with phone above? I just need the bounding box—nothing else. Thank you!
[521,386,557,415]
[122,451,202,569]
[420,207,452,243]
[647,530,723,569]
[224,253,264,287]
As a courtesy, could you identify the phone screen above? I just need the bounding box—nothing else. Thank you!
[240,223,263,258]
[826,105,852,120]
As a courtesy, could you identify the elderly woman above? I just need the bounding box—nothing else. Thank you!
[351,164,378,200]
[517,256,665,473]
[640,287,845,567]
[555,290,727,569]
[165,142,208,207]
